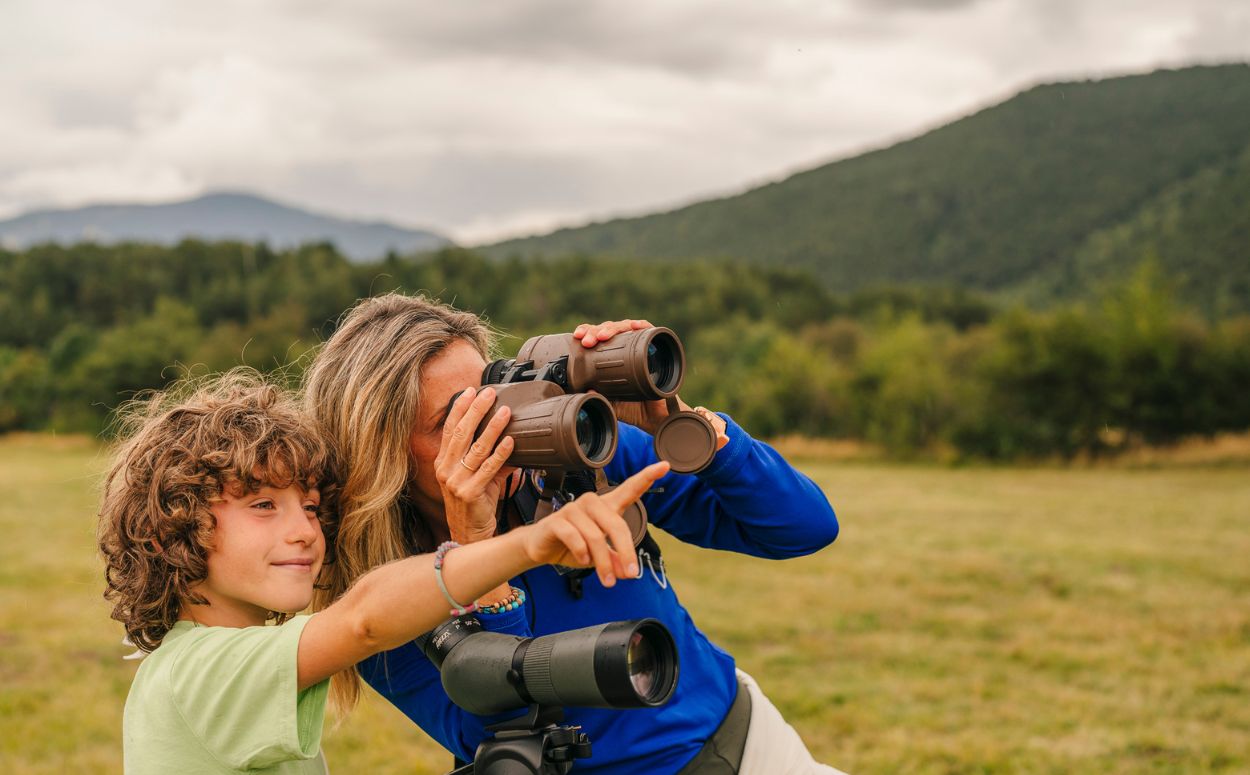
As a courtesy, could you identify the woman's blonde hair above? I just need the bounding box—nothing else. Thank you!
[303,292,493,713]
[98,369,337,651]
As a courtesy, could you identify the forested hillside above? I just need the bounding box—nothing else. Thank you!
[483,64,1250,314]
[1023,142,1250,313]
[2,242,1247,459]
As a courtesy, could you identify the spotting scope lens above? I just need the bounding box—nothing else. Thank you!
[628,630,658,699]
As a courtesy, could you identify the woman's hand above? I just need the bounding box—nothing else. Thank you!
[521,462,670,587]
[572,319,730,451]
[433,386,515,544]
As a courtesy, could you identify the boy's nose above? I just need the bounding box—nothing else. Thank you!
[285,506,321,544]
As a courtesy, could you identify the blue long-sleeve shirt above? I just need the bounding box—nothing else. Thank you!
[360,414,838,775]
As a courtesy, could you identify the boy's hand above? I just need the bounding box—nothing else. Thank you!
[522,462,669,587]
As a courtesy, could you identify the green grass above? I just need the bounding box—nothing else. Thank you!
[2,436,1248,773]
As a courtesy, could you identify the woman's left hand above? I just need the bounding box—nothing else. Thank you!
[572,319,730,451]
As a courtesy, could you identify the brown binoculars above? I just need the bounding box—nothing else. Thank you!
[473,327,718,475]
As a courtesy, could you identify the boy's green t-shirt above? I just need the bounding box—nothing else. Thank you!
[123,615,330,774]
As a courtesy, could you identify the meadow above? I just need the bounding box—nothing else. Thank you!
[1,434,1247,774]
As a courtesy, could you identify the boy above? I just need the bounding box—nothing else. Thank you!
[98,370,666,773]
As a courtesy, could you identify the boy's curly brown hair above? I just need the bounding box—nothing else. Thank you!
[98,368,338,652]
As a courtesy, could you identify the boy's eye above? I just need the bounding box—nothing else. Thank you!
[304,503,320,517]
[252,499,276,510]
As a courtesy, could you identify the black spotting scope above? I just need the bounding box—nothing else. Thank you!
[420,615,679,715]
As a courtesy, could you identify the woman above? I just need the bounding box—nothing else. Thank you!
[305,292,843,775]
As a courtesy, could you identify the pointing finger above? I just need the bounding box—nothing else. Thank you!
[588,497,639,578]
[566,505,617,586]
[602,462,669,511]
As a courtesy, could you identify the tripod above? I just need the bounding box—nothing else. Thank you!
[446,704,592,775]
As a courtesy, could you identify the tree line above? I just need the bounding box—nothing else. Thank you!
[1,240,1247,459]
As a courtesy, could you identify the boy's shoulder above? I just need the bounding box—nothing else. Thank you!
[137,616,306,679]
[124,616,329,774]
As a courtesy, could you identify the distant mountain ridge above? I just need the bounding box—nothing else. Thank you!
[0,192,450,261]
[480,63,1250,313]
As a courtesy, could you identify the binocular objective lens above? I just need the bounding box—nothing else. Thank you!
[576,406,608,461]
[646,343,661,384]
[645,334,680,394]
[627,630,658,699]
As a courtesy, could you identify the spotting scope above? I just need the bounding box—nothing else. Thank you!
[420,615,679,715]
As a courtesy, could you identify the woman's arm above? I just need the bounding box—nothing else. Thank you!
[575,319,838,558]
[611,416,839,559]
[296,461,668,690]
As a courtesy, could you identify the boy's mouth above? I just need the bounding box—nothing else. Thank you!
[272,557,316,571]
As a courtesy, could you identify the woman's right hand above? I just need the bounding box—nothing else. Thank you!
[434,386,516,544]
[521,461,670,587]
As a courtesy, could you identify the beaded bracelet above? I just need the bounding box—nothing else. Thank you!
[478,585,527,615]
[434,541,478,616]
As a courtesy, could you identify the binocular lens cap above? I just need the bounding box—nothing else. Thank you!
[593,487,650,548]
[653,411,717,474]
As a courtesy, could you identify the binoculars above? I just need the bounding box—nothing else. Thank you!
[474,327,718,477]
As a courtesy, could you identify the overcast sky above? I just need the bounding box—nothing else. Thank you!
[3,1,1247,243]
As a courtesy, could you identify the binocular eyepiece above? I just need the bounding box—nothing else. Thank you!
[471,327,717,474]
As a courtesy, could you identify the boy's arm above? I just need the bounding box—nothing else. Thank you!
[296,462,665,690]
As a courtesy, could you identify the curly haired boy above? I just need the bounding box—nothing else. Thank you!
[98,370,666,774]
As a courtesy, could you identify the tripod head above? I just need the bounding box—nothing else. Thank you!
[446,704,591,775]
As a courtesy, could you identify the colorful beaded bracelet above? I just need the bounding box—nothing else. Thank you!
[434,541,478,617]
[478,585,527,615]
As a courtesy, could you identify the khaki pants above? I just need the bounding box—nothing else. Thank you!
[736,670,848,775]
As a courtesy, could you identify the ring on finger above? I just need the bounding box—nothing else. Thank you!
[459,457,479,472]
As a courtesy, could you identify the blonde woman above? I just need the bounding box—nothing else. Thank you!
[304,293,843,775]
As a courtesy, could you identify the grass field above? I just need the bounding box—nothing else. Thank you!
[1,434,1247,773]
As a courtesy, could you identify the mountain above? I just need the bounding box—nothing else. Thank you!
[480,64,1250,313]
[0,191,450,261]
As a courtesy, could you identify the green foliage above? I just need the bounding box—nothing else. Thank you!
[64,299,202,432]
[2,236,1248,459]
[0,347,51,431]
[851,316,962,455]
[1029,143,1250,315]
[684,319,849,438]
[954,307,1117,459]
[950,264,1250,459]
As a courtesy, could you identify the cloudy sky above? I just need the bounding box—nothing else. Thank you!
[3,1,1248,243]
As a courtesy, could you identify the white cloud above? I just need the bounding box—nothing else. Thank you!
[135,55,332,169]
[1,0,1247,240]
